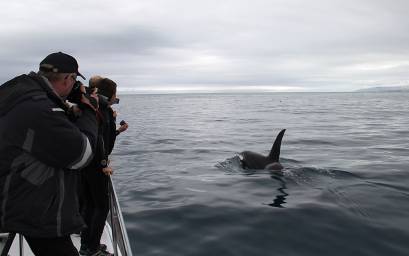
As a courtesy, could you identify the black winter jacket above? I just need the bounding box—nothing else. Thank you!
[0,72,98,237]
[93,104,117,170]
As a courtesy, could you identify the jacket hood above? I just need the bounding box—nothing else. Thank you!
[0,72,66,116]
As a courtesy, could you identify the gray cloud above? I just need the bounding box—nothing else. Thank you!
[1,0,408,92]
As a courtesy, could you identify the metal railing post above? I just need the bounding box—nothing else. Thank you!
[108,177,119,256]
[19,234,23,256]
[108,176,133,256]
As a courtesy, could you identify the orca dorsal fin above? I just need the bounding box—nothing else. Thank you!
[268,129,286,161]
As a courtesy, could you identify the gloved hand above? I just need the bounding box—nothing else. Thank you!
[81,92,99,111]
[67,82,99,112]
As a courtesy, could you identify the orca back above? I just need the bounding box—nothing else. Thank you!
[241,151,268,170]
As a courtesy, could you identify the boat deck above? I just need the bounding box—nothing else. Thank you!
[3,223,117,256]
[1,178,131,256]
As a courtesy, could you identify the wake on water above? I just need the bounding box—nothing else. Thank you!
[216,155,359,179]
[216,156,368,216]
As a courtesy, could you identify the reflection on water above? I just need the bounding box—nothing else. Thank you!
[266,174,288,208]
[217,156,290,208]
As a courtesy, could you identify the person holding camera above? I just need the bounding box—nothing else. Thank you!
[79,77,128,256]
[0,52,99,256]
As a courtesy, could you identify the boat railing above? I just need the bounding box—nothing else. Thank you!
[108,177,133,256]
[0,232,16,256]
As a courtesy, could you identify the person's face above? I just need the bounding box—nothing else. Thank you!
[109,92,117,105]
[63,73,77,97]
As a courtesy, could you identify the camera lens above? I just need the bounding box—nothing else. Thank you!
[73,81,82,90]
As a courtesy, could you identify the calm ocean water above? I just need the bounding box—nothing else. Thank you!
[110,92,409,256]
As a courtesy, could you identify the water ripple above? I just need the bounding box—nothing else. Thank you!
[111,92,409,255]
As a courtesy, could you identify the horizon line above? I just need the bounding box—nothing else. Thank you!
[116,85,409,95]
[116,90,409,95]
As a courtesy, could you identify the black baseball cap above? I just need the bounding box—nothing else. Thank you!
[39,52,86,79]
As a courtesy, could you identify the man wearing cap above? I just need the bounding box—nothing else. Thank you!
[0,52,98,256]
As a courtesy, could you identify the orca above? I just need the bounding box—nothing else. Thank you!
[239,129,286,170]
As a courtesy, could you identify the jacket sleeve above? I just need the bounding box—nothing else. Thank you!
[66,107,99,169]
[106,108,117,155]
[13,97,98,169]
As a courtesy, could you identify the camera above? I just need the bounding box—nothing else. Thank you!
[67,81,84,104]
[84,87,109,107]
[67,81,120,108]
[66,82,100,110]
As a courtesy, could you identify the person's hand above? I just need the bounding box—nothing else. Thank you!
[117,121,128,133]
[102,166,113,176]
[69,105,82,116]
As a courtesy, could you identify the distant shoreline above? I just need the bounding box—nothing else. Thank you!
[355,86,409,93]
[117,90,409,95]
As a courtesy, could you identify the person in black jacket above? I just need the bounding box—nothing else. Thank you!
[0,52,99,256]
[80,77,128,256]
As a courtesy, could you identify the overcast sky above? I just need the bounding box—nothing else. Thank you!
[1,0,408,92]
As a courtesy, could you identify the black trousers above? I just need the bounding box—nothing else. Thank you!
[25,236,78,256]
[80,168,110,251]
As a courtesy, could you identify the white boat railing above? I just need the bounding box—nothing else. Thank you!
[108,177,133,256]
[0,232,15,256]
